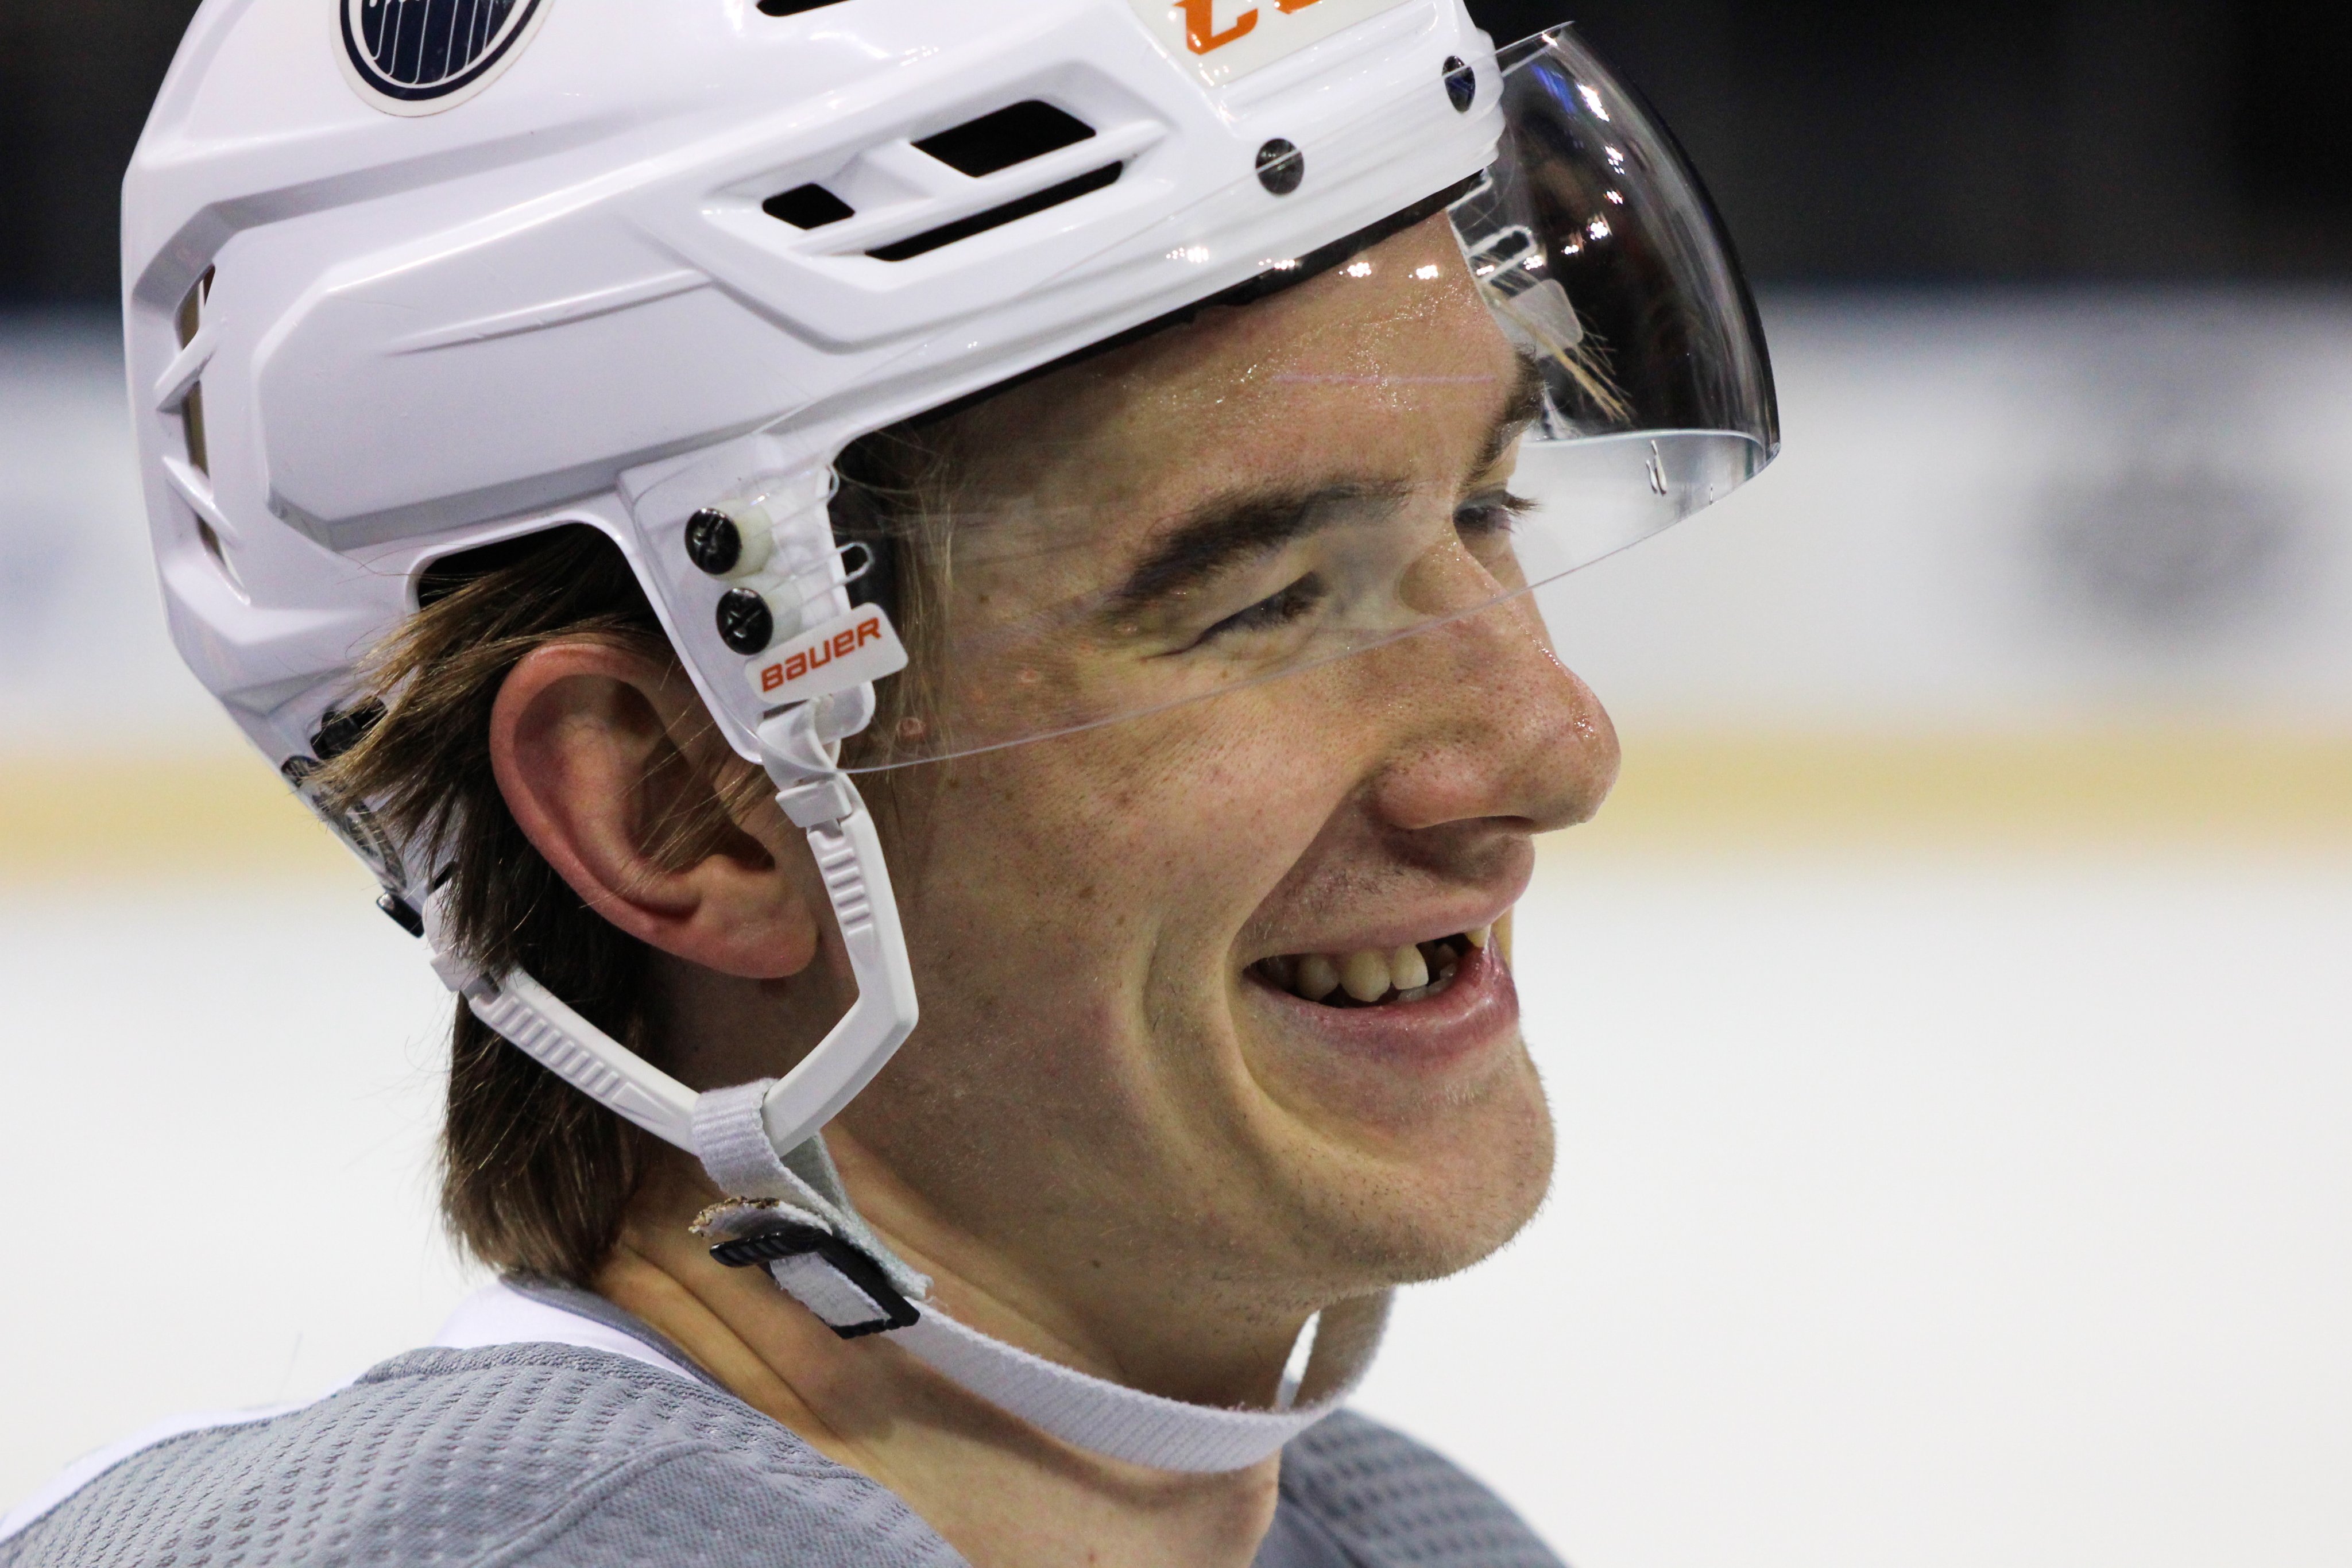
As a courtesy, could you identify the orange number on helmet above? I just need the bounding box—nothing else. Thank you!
[1177,0,1257,53]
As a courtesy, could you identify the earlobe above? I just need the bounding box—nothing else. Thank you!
[489,641,822,981]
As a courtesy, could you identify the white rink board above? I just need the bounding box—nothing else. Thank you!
[4,857,2349,1568]
[1541,290,2352,733]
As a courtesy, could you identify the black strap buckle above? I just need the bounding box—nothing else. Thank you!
[709,1219,920,1339]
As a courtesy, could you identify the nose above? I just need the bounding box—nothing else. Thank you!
[1358,594,1620,837]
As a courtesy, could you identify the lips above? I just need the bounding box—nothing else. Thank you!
[1244,938,1518,1069]
[1255,926,1494,1006]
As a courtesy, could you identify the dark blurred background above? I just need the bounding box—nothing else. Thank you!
[5,0,2349,303]
[1492,0,2352,281]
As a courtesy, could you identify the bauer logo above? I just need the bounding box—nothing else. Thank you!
[339,0,553,116]
[745,605,910,708]
[1127,0,1417,87]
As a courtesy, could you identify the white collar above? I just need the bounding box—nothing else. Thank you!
[431,1280,706,1382]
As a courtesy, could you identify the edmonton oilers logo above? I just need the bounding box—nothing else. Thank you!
[340,0,551,114]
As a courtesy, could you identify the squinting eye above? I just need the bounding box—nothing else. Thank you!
[1456,489,1533,539]
[1194,572,1327,646]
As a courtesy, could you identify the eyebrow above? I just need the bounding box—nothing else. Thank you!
[1481,355,1549,474]
[1104,355,1549,615]
[1104,482,1405,614]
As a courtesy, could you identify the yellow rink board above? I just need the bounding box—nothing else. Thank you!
[2,731,2350,882]
[1582,731,2352,857]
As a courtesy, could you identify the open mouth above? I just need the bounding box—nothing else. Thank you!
[1251,927,1495,1008]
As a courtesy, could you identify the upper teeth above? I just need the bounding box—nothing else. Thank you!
[1340,949,1398,1002]
[1296,954,1340,1001]
[1262,927,1491,1006]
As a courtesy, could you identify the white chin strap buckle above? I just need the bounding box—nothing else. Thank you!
[708,1220,921,1339]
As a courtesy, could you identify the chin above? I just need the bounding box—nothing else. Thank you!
[1363,1057,1557,1284]
[1256,1028,1559,1289]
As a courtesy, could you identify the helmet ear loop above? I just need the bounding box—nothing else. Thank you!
[414,466,919,1194]
[412,687,920,1213]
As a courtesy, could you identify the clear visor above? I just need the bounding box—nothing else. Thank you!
[823,28,1776,772]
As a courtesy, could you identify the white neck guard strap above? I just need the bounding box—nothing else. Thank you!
[691,1080,1388,1473]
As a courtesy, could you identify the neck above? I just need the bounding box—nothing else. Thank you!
[597,1156,1286,1568]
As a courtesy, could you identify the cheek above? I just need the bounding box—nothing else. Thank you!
[1111,715,1359,957]
[908,708,1352,994]
[867,724,1345,1187]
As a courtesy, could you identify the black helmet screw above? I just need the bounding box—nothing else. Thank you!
[1443,56,1475,113]
[685,508,744,575]
[715,587,774,654]
[1255,138,1304,196]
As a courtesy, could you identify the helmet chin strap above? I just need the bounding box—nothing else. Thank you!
[421,698,1384,1473]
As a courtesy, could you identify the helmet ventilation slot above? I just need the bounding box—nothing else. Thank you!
[755,0,846,14]
[180,381,210,477]
[765,183,856,230]
[310,700,385,761]
[764,102,1115,258]
[170,268,216,478]
[914,102,1096,178]
[195,517,242,590]
[173,266,213,350]
[866,162,1121,262]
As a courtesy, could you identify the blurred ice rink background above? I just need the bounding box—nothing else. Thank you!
[6,1,2352,1563]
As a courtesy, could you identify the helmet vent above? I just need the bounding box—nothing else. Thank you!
[181,381,211,477]
[195,518,242,590]
[170,268,216,478]
[755,0,846,14]
[765,184,856,230]
[763,102,1113,257]
[914,102,1096,179]
[173,266,213,350]
[867,162,1121,262]
[310,700,385,762]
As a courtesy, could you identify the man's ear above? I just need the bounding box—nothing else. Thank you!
[489,639,820,981]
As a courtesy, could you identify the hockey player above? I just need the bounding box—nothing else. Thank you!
[2,0,1774,1562]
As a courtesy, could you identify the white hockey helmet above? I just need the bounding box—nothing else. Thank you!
[125,0,1775,1466]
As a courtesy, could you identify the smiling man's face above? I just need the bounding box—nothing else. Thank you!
[833,215,1619,1383]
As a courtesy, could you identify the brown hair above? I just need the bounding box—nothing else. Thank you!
[310,417,958,1284]
[314,529,690,1280]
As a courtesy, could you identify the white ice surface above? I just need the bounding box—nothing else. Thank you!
[0,878,472,1505]
[1357,853,2352,1568]
[2,857,2347,1567]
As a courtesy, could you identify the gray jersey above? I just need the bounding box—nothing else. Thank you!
[0,1281,1563,1567]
